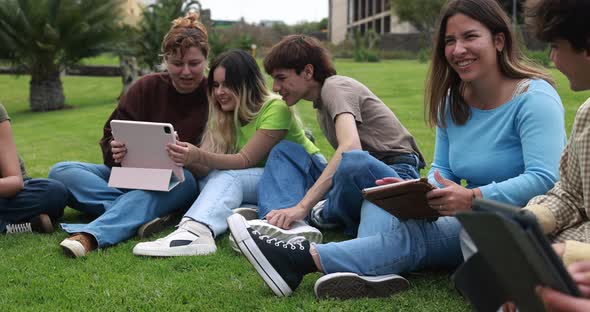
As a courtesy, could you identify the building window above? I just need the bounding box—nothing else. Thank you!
[368,0,373,16]
[353,0,359,21]
[376,17,382,34]
[384,15,391,33]
[376,0,382,14]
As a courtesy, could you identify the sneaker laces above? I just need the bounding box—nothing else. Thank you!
[258,234,306,251]
[6,222,33,234]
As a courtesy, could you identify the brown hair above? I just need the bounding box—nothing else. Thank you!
[263,34,336,84]
[425,0,553,128]
[526,0,590,51]
[161,11,209,61]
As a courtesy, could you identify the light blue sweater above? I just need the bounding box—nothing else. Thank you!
[427,79,566,206]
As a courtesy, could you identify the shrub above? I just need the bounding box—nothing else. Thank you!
[525,47,551,67]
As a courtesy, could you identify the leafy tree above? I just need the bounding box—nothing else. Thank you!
[0,0,125,111]
[135,0,202,71]
[389,0,446,34]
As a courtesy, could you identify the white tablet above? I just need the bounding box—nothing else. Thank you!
[108,120,184,191]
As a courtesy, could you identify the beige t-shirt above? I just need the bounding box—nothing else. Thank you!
[0,103,29,180]
[313,75,424,164]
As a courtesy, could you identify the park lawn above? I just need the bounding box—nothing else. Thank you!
[1,59,589,311]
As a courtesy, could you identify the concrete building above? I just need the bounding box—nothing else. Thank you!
[328,0,416,44]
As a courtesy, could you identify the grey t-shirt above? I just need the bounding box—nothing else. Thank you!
[313,75,424,165]
[0,104,30,180]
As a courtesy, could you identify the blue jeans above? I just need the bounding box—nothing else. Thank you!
[258,140,327,218]
[258,140,422,236]
[316,205,463,275]
[185,168,263,237]
[313,152,463,275]
[0,178,67,232]
[48,162,198,247]
[321,150,422,236]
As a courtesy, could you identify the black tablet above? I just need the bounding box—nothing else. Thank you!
[454,199,580,312]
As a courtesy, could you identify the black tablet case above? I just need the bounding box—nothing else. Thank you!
[452,199,580,312]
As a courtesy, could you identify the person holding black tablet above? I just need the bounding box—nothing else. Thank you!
[48,12,209,257]
[519,0,590,310]
[522,0,590,269]
[227,0,567,299]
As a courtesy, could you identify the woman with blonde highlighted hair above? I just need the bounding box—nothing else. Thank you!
[133,49,323,257]
[225,0,567,300]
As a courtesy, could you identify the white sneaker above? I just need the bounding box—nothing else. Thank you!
[133,219,217,257]
[309,200,340,229]
[314,272,410,299]
[232,207,259,221]
[228,217,322,253]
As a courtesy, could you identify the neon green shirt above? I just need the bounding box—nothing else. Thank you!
[237,98,319,166]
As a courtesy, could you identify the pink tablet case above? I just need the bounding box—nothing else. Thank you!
[107,120,184,192]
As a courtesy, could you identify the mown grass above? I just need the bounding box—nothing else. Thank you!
[1,59,588,311]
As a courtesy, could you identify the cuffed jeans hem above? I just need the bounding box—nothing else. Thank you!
[60,224,101,248]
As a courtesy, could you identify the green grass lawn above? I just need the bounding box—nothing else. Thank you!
[1,59,589,311]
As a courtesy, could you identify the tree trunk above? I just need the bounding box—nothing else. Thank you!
[29,70,65,112]
[119,56,141,98]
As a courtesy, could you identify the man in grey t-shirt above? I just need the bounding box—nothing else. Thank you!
[255,35,424,231]
[229,34,425,299]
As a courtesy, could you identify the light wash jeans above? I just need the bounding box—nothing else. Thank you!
[185,168,264,237]
[48,161,198,247]
[312,152,463,275]
[258,140,423,236]
[257,140,327,218]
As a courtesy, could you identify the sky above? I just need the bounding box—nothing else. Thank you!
[197,0,329,25]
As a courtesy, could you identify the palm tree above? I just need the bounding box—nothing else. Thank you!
[0,0,124,111]
[136,0,203,71]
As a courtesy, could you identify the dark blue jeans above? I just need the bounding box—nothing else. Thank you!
[258,140,422,236]
[0,178,67,232]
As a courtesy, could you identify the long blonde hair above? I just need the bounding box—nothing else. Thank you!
[425,0,553,128]
[200,50,275,154]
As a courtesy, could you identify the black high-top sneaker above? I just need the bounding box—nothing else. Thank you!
[227,214,317,297]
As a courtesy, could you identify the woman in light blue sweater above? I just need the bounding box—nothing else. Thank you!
[226,0,567,300]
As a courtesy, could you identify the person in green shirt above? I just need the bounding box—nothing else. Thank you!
[0,103,67,234]
[133,49,323,257]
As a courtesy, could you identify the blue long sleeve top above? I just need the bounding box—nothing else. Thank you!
[427,79,567,206]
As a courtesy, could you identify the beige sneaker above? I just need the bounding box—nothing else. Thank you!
[60,233,97,258]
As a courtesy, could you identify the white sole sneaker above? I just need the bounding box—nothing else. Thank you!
[133,220,217,257]
[227,214,292,297]
[314,272,410,299]
[228,218,322,253]
[60,239,87,258]
[132,242,217,257]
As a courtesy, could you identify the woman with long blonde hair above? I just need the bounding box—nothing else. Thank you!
[133,49,322,257]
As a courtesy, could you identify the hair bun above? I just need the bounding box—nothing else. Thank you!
[171,11,202,29]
